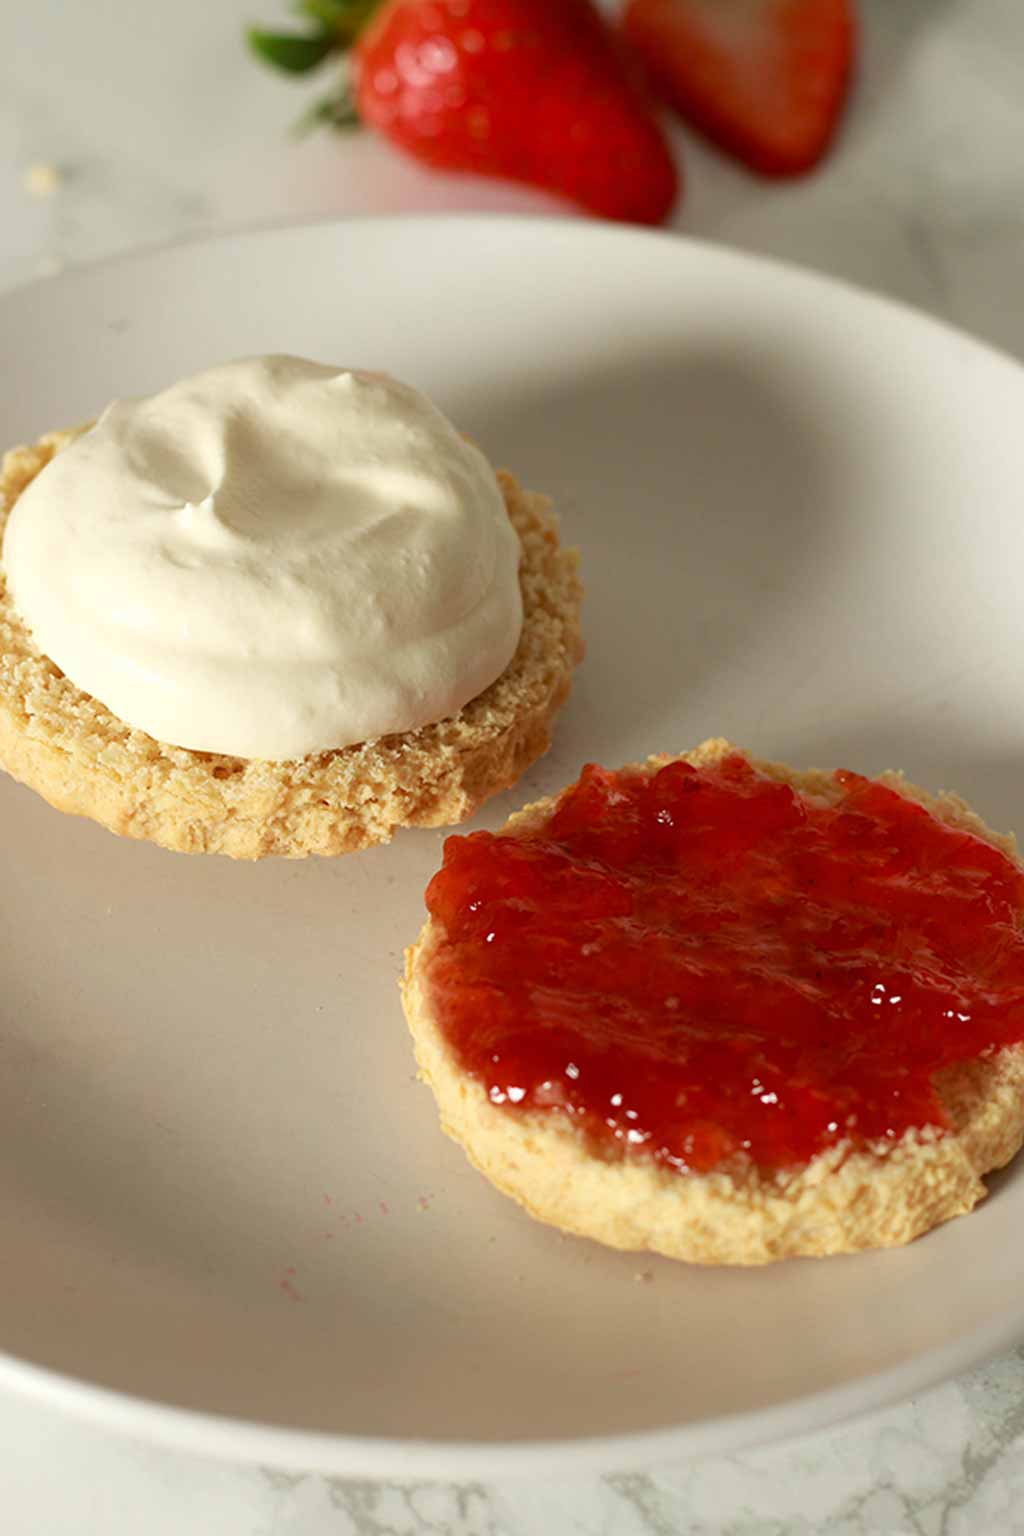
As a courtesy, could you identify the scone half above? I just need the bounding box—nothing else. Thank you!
[402,738,1024,1265]
[0,430,583,859]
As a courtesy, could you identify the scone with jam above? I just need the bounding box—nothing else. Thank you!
[403,739,1024,1264]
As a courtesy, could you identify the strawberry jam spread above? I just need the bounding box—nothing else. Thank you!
[422,753,1024,1173]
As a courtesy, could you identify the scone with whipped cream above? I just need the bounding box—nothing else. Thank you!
[0,356,582,857]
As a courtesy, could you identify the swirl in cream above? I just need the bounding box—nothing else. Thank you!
[3,356,523,759]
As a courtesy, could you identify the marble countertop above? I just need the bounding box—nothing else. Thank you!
[3,0,1024,1530]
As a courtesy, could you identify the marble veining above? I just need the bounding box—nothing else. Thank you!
[236,1357,1024,1536]
[3,0,1024,1530]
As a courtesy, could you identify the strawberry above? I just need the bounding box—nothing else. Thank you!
[622,0,856,178]
[249,0,680,224]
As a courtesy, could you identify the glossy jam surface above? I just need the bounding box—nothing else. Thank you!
[423,755,1024,1172]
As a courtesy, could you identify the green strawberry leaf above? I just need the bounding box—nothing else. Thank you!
[247,26,335,73]
[293,0,349,24]
[292,0,379,42]
[293,85,361,136]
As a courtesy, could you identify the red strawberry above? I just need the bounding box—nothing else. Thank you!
[623,0,856,177]
[250,0,680,225]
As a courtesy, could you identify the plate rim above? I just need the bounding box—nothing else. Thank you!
[2,209,1024,393]
[1,1306,1019,1478]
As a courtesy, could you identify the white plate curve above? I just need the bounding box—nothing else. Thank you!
[2,217,1024,1477]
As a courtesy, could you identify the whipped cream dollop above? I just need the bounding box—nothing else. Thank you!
[2,356,523,758]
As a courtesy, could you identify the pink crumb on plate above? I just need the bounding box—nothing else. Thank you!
[278,1267,303,1303]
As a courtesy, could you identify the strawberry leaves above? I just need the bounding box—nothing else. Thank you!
[247,27,335,73]
[293,86,361,135]
[248,0,379,74]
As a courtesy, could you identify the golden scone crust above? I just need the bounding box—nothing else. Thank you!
[0,429,583,858]
[402,738,1024,1265]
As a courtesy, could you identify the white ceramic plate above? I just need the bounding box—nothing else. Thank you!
[3,217,1024,1479]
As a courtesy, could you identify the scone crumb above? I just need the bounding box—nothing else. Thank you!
[23,162,63,199]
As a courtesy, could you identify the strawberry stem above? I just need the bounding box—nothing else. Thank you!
[293,83,361,135]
